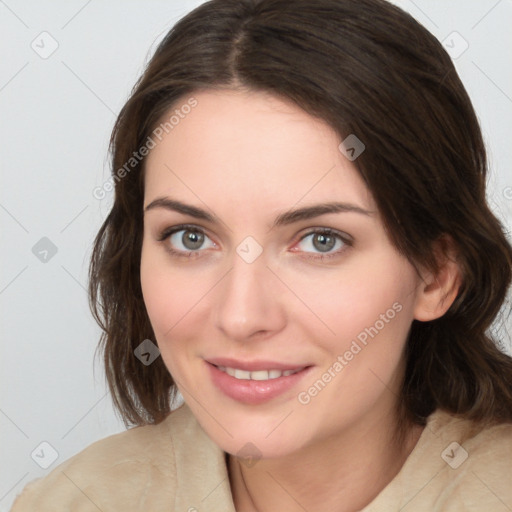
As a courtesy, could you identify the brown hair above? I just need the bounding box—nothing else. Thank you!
[89,0,512,429]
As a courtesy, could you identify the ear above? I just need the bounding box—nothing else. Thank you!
[413,235,463,322]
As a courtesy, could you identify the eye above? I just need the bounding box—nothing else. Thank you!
[158,225,216,256]
[293,229,351,258]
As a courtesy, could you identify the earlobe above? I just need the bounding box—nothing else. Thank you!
[413,236,462,322]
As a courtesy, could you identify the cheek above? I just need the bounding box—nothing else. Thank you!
[287,257,418,354]
[140,244,207,347]
[291,265,417,430]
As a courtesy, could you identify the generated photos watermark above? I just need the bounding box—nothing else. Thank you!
[92,97,198,200]
[297,301,403,405]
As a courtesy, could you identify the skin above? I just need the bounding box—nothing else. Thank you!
[140,89,461,511]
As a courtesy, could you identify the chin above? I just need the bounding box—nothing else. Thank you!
[183,396,296,453]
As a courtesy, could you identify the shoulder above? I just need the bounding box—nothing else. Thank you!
[365,411,512,511]
[428,409,512,477]
[10,404,221,511]
[440,415,512,509]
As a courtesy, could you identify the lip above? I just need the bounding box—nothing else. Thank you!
[205,359,313,405]
[206,357,309,372]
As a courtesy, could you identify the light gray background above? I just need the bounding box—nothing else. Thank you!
[1,1,511,510]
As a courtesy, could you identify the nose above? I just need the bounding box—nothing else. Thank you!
[213,252,287,342]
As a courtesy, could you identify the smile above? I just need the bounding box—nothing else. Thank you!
[206,360,313,404]
[214,365,305,381]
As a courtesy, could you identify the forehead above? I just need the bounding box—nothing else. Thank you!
[143,89,373,215]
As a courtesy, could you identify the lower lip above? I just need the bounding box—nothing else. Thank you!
[206,361,312,405]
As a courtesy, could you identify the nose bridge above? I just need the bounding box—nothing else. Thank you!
[214,250,284,340]
[226,255,262,302]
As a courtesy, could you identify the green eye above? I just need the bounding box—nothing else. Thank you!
[179,230,205,250]
[298,231,346,254]
[164,227,215,254]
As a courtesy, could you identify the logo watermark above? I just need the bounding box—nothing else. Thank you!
[297,301,403,405]
[93,97,198,200]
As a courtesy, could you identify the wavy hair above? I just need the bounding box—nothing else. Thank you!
[89,0,512,429]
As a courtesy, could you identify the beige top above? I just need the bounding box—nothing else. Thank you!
[11,403,512,511]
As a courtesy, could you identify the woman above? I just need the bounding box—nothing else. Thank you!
[12,0,512,510]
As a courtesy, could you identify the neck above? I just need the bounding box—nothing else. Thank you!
[228,407,424,512]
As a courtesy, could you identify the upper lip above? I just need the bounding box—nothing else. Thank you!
[205,357,310,372]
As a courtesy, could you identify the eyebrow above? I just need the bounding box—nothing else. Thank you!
[271,202,374,227]
[144,197,374,226]
[144,197,216,222]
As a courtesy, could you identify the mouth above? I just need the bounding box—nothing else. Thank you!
[205,358,313,405]
[213,365,305,381]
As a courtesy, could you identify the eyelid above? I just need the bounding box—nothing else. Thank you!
[290,227,353,259]
[156,224,352,261]
[296,227,353,245]
[157,223,218,259]
[157,223,210,242]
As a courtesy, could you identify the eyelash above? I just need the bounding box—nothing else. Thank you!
[295,228,352,261]
[157,224,352,261]
[157,224,209,259]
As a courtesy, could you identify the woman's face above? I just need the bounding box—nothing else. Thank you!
[141,89,426,458]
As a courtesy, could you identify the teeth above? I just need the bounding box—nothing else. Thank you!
[217,366,303,380]
[234,369,251,380]
[251,370,269,381]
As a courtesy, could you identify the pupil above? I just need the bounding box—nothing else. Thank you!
[313,233,335,252]
[183,230,204,250]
